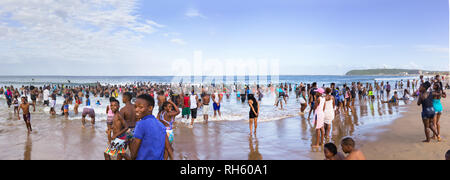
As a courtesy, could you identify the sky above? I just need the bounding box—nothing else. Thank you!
[0,0,448,76]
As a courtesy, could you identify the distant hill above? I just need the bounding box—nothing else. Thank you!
[345,69,448,76]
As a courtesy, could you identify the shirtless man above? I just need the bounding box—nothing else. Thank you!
[120,92,137,129]
[18,97,33,133]
[157,90,166,112]
[201,91,211,123]
[104,99,129,160]
[341,137,366,160]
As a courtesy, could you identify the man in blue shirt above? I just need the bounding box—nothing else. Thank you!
[130,94,173,160]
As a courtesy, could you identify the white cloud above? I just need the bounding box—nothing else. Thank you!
[171,38,187,45]
[0,0,164,65]
[185,8,207,19]
[415,45,449,53]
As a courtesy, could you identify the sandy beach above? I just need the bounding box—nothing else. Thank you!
[358,90,450,160]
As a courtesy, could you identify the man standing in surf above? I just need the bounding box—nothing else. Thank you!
[212,89,222,120]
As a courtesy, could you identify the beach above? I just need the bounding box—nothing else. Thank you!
[0,89,412,160]
[0,75,447,160]
[357,90,450,160]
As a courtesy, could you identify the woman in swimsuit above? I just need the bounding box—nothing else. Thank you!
[432,82,446,141]
[157,100,180,145]
[418,82,440,142]
[106,97,116,137]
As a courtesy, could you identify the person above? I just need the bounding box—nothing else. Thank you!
[50,91,57,115]
[189,91,199,128]
[181,92,191,121]
[157,90,166,112]
[106,97,116,137]
[323,88,335,140]
[312,88,325,148]
[157,100,180,145]
[81,94,96,128]
[341,137,366,160]
[212,90,222,119]
[104,99,129,160]
[324,143,345,160]
[130,94,173,160]
[43,87,50,106]
[386,82,391,99]
[74,95,81,114]
[417,82,440,142]
[201,91,211,123]
[18,96,32,133]
[432,82,446,141]
[63,100,69,118]
[120,92,137,132]
[248,94,259,136]
[308,83,318,119]
[381,91,399,104]
[446,150,450,160]
[299,87,307,115]
[5,87,12,108]
[275,85,285,110]
[30,87,37,112]
[13,96,19,114]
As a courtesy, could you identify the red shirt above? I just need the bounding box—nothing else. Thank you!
[183,96,190,108]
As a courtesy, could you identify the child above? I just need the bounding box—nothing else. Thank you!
[63,100,69,118]
[50,91,57,116]
[104,99,129,160]
[157,100,180,145]
[341,137,366,160]
[324,143,345,160]
[13,96,19,114]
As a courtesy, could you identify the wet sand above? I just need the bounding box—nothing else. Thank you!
[0,95,411,160]
[357,90,450,160]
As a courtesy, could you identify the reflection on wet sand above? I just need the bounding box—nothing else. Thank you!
[24,134,32,160]
[248,136,262,160]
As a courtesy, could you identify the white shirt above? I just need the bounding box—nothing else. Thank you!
[190,94,198,109]
[43,89,50,101]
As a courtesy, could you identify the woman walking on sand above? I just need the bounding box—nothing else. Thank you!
[323,88,335,141]
[312,88,325,148]
[417,82,440,142]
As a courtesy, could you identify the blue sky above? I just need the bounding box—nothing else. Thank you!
[0,0,448,75]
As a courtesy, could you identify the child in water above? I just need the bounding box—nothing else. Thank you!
[13,96,19,114]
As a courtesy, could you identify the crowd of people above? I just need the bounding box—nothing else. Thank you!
[1,74,448,160]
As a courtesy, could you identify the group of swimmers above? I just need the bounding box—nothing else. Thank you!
[1,74,448,160]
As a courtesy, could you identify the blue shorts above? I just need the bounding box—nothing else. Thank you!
[213,103,221,111]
